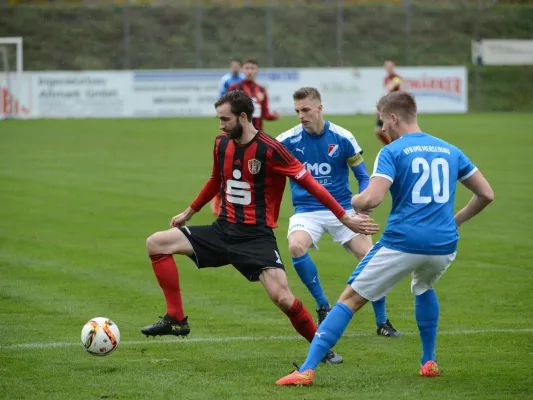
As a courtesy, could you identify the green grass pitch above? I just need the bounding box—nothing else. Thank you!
[1,113,532,399]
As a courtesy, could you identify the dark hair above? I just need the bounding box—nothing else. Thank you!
[293,87,322,102]
[214,90,254,122]
[243,58,259,66]
[376,91,417,122]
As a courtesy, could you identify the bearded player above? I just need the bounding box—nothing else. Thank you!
[211,58,281,216]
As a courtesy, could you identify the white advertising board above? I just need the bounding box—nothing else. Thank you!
[2,66,468,119]
[31,72,131,118]
[473,39,533,66]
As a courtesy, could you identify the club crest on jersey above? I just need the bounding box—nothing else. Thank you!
[327,144,340,157]
[248,158,262,174]
[255,92,264,102]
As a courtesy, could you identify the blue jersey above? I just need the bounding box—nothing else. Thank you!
[373,132,477,255]
[219,72,245,97]
[276,121,365,213]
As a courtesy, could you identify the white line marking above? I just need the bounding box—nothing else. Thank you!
[1,328,531,350]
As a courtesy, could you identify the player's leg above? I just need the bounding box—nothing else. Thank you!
[229,229,342,364]
[142,228,194,336]
[142,222,229,337]
[258,268,342,364]
[333,219,401,337]
[412,252,456,377]
[375,114,391,145]
[287,213,330,324]
[277,245,420,386]
[347,235,401,337]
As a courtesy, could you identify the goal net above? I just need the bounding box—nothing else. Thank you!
[0,37,25,120]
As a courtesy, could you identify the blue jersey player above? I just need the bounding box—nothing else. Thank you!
[276,88,401,346]
[218,59,245,98]
[276,91,494,386]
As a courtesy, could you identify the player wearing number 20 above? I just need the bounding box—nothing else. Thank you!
[276,91,494,386]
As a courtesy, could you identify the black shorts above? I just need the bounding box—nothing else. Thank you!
[179,220,285,282]
[376,116,383,127]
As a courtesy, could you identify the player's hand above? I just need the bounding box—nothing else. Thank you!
[340,213,379,235]
[272,111,281,120]
[357,208,375,216]
[170,207,195,228]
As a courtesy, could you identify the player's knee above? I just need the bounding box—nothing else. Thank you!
[269,288,293,310]
[288,240,308,258]
[146,232,162,255]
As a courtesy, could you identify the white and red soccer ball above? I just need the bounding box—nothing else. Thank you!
[81,317,120,356]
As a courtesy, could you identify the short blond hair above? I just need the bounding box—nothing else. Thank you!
[293,87,321,102]
[376,91,417,122]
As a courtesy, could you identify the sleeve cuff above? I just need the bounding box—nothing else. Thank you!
[371,173,394,183]
[459,167,478,182]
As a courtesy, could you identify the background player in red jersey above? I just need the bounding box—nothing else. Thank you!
[141,91,379,363]
[375,60,403,145]
[211,58,280,216]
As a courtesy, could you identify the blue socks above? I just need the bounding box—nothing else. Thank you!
[372,296,388,326]
[292,253,329,308]
[299,302,353,372]
[415,289,439,365]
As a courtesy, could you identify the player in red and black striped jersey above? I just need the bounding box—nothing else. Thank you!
[211,58,280,216]
[375,60,403,145]
[141,91,379,361]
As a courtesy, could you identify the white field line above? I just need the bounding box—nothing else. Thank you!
[1,328,531,350]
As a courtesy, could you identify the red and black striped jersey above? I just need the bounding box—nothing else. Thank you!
[190,131,346,229]
[227,80,277,130]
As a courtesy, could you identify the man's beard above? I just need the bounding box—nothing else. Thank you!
[227,120,244,140]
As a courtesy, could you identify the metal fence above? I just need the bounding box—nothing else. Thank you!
[0,0,532,71]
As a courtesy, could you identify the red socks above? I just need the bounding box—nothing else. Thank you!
[150,254,185,321]
[284,298,317,343]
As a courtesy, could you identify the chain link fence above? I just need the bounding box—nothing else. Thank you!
[1,0,532,110]
[2,1,531,71]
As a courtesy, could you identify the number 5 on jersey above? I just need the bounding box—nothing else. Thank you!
[411,157,450,204]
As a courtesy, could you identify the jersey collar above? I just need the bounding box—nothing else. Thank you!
[303,120,330,138]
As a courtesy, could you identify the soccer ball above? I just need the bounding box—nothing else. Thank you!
[81,317,120,356]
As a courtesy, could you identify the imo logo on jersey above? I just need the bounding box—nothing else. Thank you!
[327,144,340,158]
[248,158,262,174]
[304,162,331,176]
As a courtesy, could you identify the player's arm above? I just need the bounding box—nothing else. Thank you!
[345,135,370,193]
[454,155,494,226]
[386,76,402,92]
[173,138,222,226]
[271,144,379,235]
[352,148,394,211]
[218,74,229,98]
[347,153,370,193]
[352,177,391,211]
[261,89,280,121]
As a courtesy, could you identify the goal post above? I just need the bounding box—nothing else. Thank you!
[0,37,24,119]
